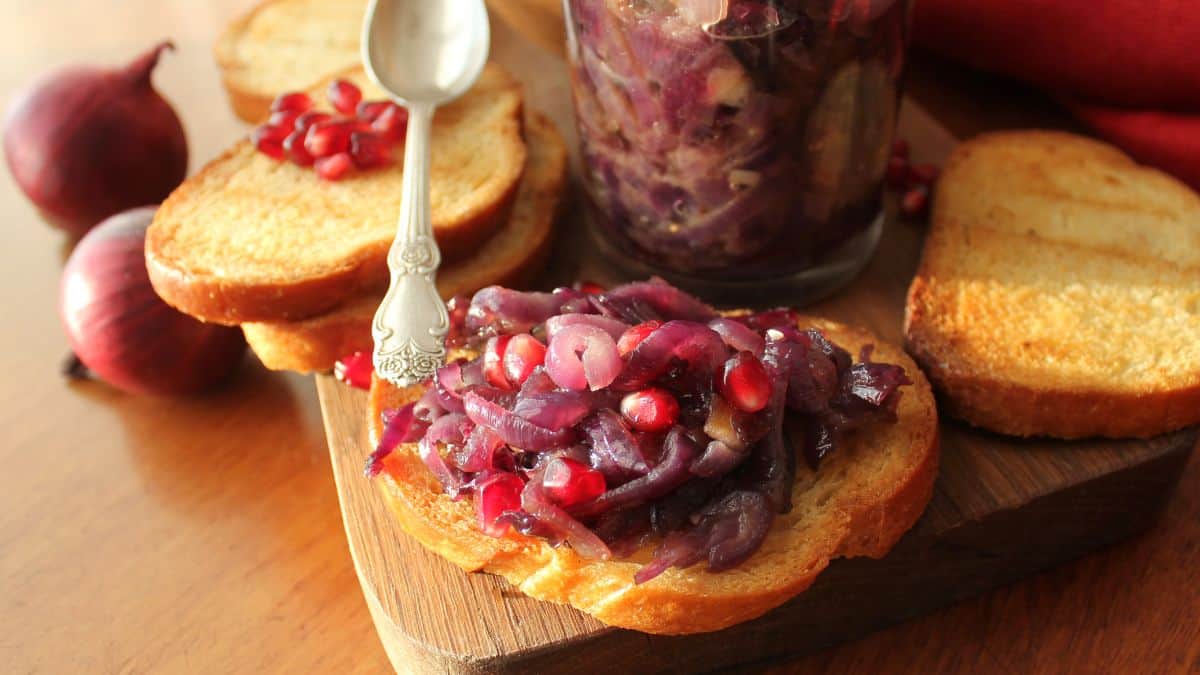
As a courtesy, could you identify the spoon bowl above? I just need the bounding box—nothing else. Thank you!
[363,0,491,386]
[362,0,490,105]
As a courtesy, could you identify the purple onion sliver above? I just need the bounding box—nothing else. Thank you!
[463,391,575,450]
[364,403,426,477]
[572,425,698,517]
[521,480,611,560]
[545,313,630,341]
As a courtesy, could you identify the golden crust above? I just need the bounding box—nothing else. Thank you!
[367,319,940,634]
[240,113,567,373]
[904,130,1200,439]
[147,64,526,325]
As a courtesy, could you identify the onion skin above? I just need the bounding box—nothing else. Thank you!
[59,207,245,396]
[4,42,187,236]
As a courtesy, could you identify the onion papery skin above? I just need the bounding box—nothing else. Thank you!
[4,42,188,236]
[59,207,244,396]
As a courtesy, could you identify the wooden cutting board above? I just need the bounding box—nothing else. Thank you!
[315,13,1197,675]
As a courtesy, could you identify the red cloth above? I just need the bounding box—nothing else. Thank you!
[913,0,1200,190]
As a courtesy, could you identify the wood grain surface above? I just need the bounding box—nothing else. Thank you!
[0,1,1195,674]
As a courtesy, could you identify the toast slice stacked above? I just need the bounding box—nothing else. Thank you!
[905,131,1200,439]
[241,113,568,372]
[368,319,939,634]
[215,0,365,122]
[146,64,527,325]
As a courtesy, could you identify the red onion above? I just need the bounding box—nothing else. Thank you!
[462,391,574,450]
[545,313,629,341]
[579,409,650,482]
[59,207,244,396]
[4,42,187,236]
[545,324,621,391]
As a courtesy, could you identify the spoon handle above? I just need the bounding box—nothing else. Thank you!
[372,102,449,386]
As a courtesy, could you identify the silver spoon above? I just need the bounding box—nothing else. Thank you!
[362,0,490,386]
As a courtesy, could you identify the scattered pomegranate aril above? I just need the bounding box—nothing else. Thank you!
[503,334,546,387]
[617,320,662,357]
[270,91,311,114]
[909,163,940,186]
[335,351,374,389]
[267,110,299,129]
[304,120,355,158]
[251,124,289,160]
[886,156,909,189]
[349,131,393,169]
[476,473,525,536]
[575,280,606,295]
[293,110,332,134]
[314,152,354,181]
[620,387,680,433]
[542,457,607,507]
[371,104,408,142]
[356,100,393,122]
[327,78,363,115]
[900,185,930,218]
[283,130,314,167]
[484,335,513,389]
[721,352,771,413]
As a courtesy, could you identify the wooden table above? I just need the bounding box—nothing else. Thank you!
[0,2,1194,673]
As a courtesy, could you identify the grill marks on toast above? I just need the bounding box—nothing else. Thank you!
[906,131,1200,438]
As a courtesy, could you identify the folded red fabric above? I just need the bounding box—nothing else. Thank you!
[1065,102,1200,191]
[913,1,1200,110]
[913,1,1200,190]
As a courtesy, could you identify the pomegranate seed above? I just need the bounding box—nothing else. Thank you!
[720,352,772,413]
[283,130,314,166]
[483,335,513,389]
[891,138,910,159]
[293,111,332,134]
[269,91,311,114]
[575,280,605,294]
[617,320,662,357]
[503,334,546,386]
[542,457,606,507]
[909,163,940,186]
[886,156,910,189]
[267,110,299,130]
[350,131,394,169]
[620,387,680,432]
[327,79,363,115]
[304,120,355,158]
[356,100,394,122]
[251,124,289,159]
[334,351,373,389]
[475,473,524,536]
[372,104,408,142]
[900,185,930,218]
[314,152,354,181]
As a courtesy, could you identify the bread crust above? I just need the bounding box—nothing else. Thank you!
[904,130,1200,439]
[214,0,362,123]
[147,64,526,325]
[366,320,940,634]
[240,113,566,372]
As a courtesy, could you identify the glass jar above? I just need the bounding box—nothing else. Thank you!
[564,0,911,302]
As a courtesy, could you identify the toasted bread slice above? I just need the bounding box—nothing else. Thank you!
[367,320,939,634]
[905,131,1200,439]
[215,0,364,123]
[147,64,526,325]
[241,113,567,373]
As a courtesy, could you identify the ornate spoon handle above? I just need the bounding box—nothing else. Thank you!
[372,102,449,386]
